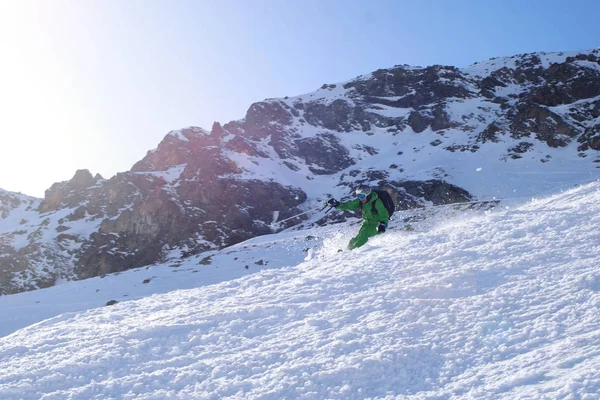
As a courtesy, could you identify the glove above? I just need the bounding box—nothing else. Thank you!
[377,222,387,233]
[327,198,340,208]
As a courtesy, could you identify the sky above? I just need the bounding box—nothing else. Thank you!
[1,181,599,398]
[0,0,599,198]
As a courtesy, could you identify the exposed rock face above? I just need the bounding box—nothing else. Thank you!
[473,52,600,149]
[245,101,294,139]
[576,100,600,151]
[394,180,472,207]
[2,47,600,295]
[579,123,600,151]
[510,104,578,147]
[131,127,219,172]
[296,133,354,174]
[345,65,470,105]
[40,169,102,213]
[303,99,358,132]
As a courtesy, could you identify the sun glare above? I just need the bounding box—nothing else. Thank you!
[0,2,85,196]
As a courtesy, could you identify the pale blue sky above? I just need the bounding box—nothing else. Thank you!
[0,0,598,197]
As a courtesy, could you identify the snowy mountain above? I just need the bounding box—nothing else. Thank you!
[1,47,600,294]
[1,180,599,399]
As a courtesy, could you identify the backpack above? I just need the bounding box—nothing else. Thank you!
[362,189,395,218]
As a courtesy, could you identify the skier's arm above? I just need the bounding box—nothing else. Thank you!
[374,198,390,225]
[336,198,361,211]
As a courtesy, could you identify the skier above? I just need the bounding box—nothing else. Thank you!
[326,184,390,250]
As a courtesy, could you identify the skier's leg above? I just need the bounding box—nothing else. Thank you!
[347,221,378,249]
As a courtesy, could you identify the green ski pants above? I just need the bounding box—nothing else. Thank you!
[348,220,380,250]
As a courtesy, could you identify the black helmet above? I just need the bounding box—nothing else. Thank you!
[355,184,371,197]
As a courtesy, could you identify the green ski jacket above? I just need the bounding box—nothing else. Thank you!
[336,192,390,225]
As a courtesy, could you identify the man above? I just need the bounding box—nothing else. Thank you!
[327,184,389,250]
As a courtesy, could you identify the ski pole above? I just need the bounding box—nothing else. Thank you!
[274,205,325,225]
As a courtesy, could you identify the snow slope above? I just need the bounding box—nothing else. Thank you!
[1,181,599,399]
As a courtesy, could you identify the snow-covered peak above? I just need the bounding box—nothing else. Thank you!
[0,189,40,220]
[461,47,600,78]
[0,188,39,203]
[167,129,189,142]
[281,64,432,107]
[167,126,210,142]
